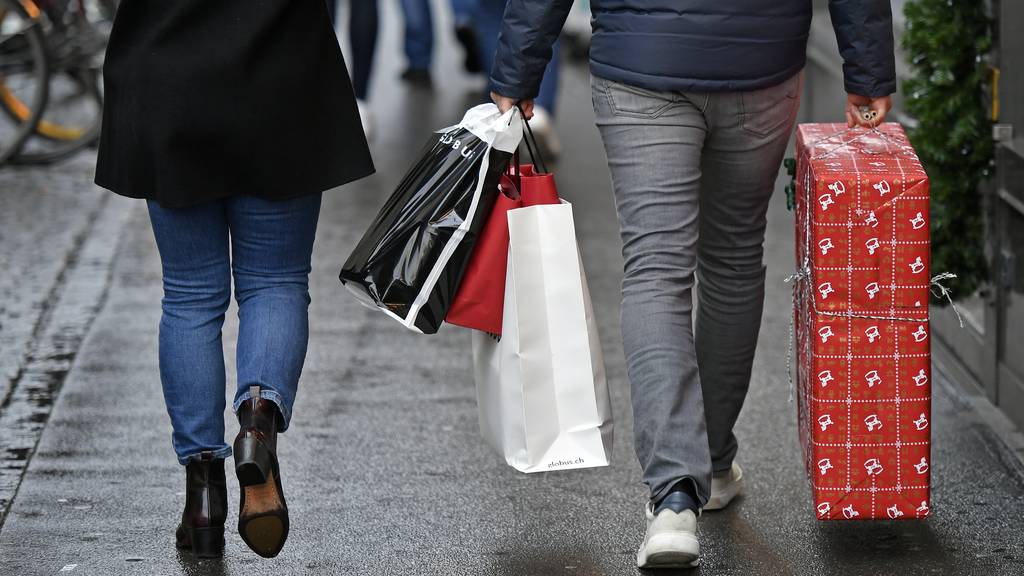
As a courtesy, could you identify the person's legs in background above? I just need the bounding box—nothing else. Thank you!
[450,0,481,73]
[147,200,232,465]
[349,0,379,138]
[227,193,323,428]
[450,0,476,26]
[398,0,434,85]
[326,0,377,138]
[473,0,502,77]
[349,0,379,102]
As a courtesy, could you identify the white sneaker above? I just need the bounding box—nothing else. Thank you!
[705,462,744,511]
[357,99,374,142]
[636,503,700,569]
[525,106,562,160]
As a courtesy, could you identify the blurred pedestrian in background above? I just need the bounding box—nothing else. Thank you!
[489,0,894,568]
[397,0,483,85]
[95,0,373,560]
[452,0,483,73]
[327,0,379,139]
[398,0,434,85]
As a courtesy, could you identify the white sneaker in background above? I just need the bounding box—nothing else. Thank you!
[636,503,700,569]
[705,462,744,511]
[525,106,562,161]
[357,99,374,142]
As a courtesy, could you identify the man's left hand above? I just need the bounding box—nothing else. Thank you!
[492,92,534,120]
[846,94,892,128]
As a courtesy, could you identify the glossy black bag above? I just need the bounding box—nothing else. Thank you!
[340,104,524,334]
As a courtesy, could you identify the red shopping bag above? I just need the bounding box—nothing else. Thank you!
[446,163,559,334]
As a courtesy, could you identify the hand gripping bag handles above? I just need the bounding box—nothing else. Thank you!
[339,104,523,334]
[471,147,613,472]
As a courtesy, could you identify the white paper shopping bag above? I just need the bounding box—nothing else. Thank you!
[472,201,613,472]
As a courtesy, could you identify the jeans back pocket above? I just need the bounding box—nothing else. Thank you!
[740,72,802,137]
[601,78,676,119]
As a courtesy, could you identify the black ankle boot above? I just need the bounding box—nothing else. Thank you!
[234,386,289,558]
[175,452,227,558]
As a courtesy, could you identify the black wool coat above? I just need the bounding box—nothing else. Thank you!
[95,0,374,208]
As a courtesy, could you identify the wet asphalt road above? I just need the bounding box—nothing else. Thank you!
[2,5,1024,576]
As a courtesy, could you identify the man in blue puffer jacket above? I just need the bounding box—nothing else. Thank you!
[490,0,895,568]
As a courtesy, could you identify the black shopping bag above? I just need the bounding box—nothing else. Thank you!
[340,104,524,334]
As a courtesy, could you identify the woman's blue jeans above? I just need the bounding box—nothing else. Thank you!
[147,193,322,465]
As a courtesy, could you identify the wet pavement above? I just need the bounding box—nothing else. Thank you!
[0,155,107,402]
[0,155,130,519]
[2,5,1024,576]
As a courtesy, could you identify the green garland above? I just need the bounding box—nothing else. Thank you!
[903,0,994,301]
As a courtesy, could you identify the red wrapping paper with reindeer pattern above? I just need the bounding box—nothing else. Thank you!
[794,123,931,521]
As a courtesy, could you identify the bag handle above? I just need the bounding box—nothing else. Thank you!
[516,103,549,174]
[502,149,522,201]
[500,103,548,199]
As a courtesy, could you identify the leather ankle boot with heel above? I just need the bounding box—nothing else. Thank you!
[175,452,227,558]
[234,386,289,558]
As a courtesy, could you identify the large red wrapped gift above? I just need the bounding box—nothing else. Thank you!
[793,123,932,520]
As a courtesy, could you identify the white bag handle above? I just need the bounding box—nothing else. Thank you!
[441,104,523,154]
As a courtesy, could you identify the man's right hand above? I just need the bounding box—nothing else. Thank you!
[492,92,534,120]
[846,93,892,128]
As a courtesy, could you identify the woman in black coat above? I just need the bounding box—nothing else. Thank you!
[95,0,374,559]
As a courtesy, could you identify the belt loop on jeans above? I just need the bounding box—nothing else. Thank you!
[698,92,710,114]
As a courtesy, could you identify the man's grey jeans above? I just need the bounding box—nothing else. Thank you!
[591,72,802,506]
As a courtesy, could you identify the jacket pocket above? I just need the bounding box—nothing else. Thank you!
[602,79,675,119]
[741,72,802,137]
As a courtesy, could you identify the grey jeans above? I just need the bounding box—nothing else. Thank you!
[591,72,802,505]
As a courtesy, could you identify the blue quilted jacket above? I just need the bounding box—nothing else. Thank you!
[490,0,896,98]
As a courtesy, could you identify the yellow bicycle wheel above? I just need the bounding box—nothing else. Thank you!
[2,0,107,163]
[0,0,48,164]
[0,82,85,140]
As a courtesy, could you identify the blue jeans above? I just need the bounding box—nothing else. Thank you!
[450,0,477,25]
[399,0,433,71]
[476,0,558,114]
[147,193,323,465]
[398,0,480,72]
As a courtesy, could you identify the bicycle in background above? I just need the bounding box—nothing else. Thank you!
[0,0,116,166]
